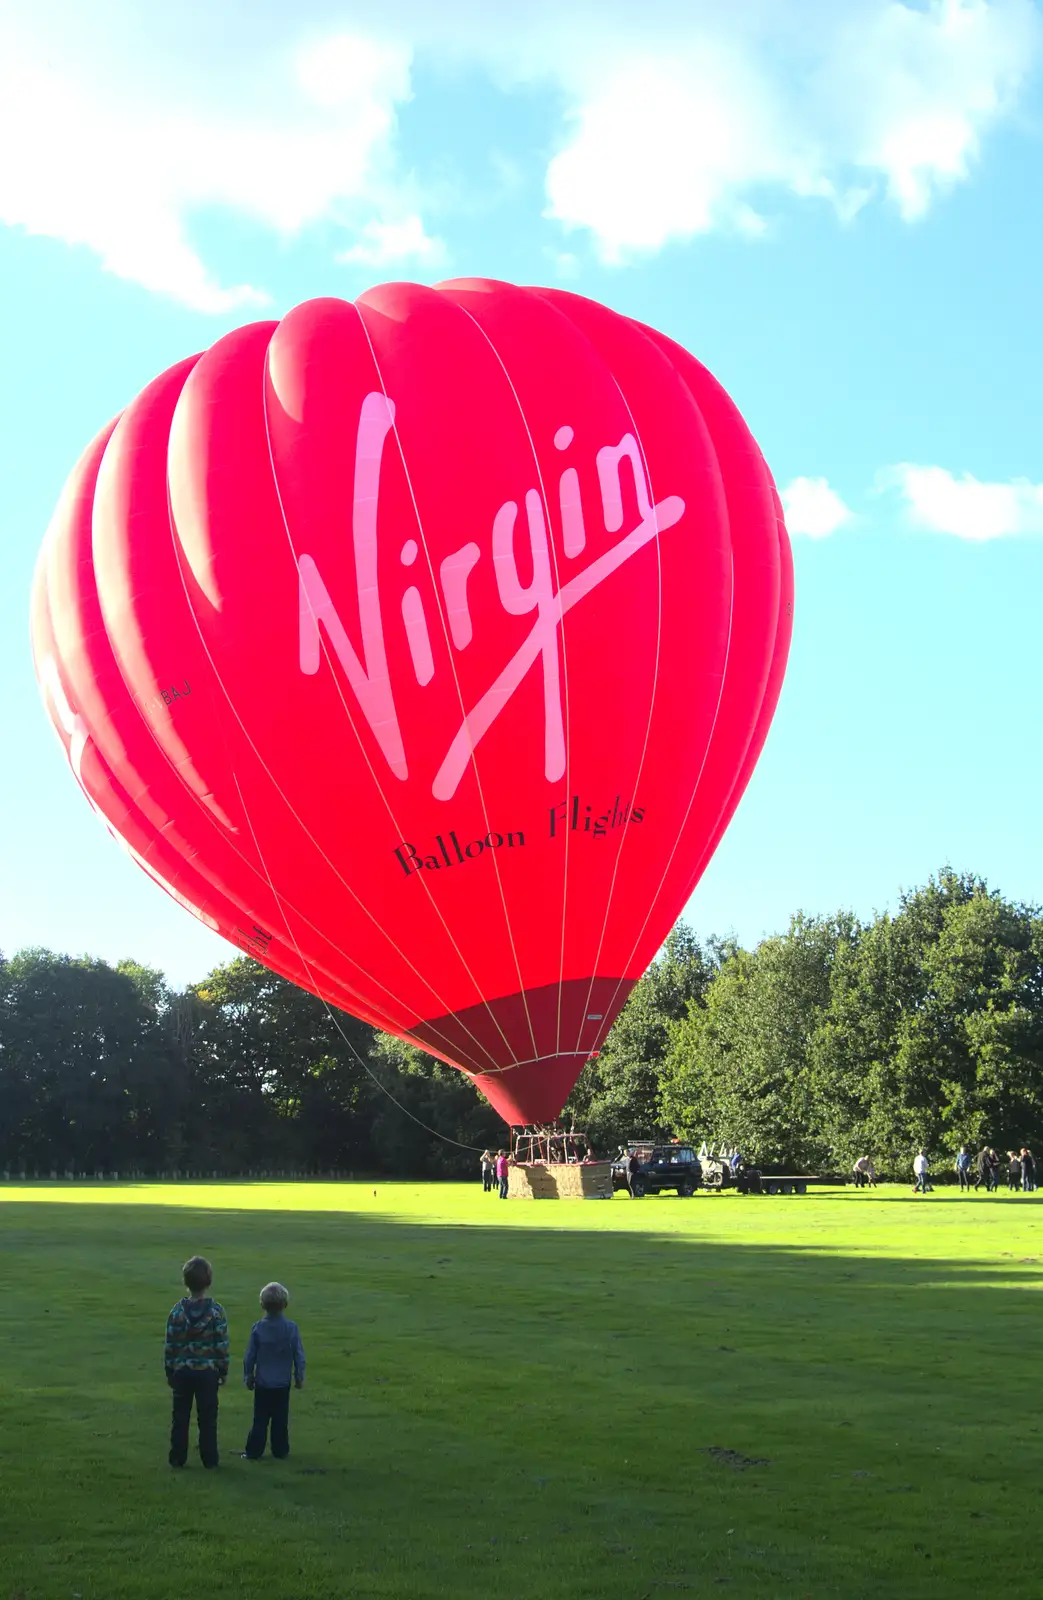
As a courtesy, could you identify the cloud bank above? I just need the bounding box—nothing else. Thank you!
[0,17,434,311]
[541,0,1040,257]
[0,0,1037,308]
[779,464,1043,542]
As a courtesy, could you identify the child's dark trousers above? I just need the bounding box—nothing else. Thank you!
[169,1369,220,1467]
[245,1385,292,1459]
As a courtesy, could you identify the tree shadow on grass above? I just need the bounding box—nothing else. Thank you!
[2,1197,1042,1600]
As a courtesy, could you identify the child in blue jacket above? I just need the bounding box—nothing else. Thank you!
[242,1282,306,1460]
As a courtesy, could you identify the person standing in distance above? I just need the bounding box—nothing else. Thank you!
[242,1282,306,1460]
[913,1150,931,1194]
[1021,1147,1036,1192]
[987,1148,1002,1192]
[853,1155,875,1189]
[955,1146,973,1193]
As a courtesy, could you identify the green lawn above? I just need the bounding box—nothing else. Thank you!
[1,1180,1040,1599]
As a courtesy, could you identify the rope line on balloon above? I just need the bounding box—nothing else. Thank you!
[407,365,682,1082]
[43,548,487,1154]
[355,294,540,1067]
[230,770,489,1153]
[534,293,620,1062]
[596,368,751,1033]
[157,353,509,1079]
[601,338,789,1023]
[110,639,416,1038]
[151,328,581,1089]
[152,491,487,1072]
[35,419,384,1035]
[666,502,790,916]
[447,293,578,1063]
[130,362,489,1050]
[86,368,534,1100]
[123,613,491,1137]
[262,317,523,1075]
[205,644,500,1072]
[557,311,669,1060]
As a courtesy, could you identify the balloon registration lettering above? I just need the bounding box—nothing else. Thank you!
[37,654,220,933]
[298,391,686,802]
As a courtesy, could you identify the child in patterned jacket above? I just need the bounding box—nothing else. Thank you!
[164,1255,230,1468]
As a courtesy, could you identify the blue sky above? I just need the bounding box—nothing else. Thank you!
[3,0,1043,987]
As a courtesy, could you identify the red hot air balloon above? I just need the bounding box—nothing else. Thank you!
[31,281,792,1126]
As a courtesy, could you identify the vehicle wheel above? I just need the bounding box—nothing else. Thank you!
[766,1182,779,1195]
[781,1182,793,1195]
[630,1178,646,1198]
[795,1182,807,1195]
[678,1180,694,1198]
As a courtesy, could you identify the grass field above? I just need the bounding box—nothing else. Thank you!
[1,1180,1040,1600]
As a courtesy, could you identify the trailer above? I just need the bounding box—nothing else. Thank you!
[743,1172,831,1195]
[697,1142,825,1195]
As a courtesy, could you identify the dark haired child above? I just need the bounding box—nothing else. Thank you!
[242,1282,306,1460]
[164,1255,230,1468]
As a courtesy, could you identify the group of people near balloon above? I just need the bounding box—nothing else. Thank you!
[479,1150,511,1199]
[953,1145,1036,1192]
[480,1127,605,1195]
[852,1146,1037,1193]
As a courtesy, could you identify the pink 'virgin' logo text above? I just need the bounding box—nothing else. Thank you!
[298,393,685,801]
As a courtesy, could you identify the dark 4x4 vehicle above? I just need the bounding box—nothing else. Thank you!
[611,1143,702,1197]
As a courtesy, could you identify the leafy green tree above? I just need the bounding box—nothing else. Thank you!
[813,873,1043,1173]
[184,959,377,1170]
[6,869,1043,1181]
[0,949,178,1171]
[567,926,719,1150]
[660,913,856,1168]
[366,1033,502,1178]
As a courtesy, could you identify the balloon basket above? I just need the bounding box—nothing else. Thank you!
[508,1161,613,1200]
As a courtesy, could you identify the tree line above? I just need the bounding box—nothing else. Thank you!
[3,870,1042,1180]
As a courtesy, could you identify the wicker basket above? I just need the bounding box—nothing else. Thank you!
[508,1161,614,1200]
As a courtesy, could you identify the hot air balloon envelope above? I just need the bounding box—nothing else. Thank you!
[31,280,792,1125]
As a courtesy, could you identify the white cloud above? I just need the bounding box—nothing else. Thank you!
[0,18,416,312]
[544,45,785,259]
[781,476,855,539]
[880,463,1043,539]
[840,0,1035,221]
[337,215,446,269]
[537,0,1040,256]
[0,1,1038,305]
